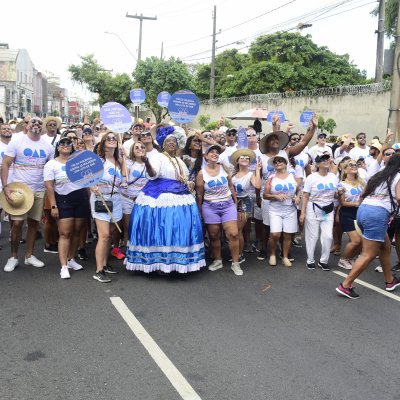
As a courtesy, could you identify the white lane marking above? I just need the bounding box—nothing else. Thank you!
[110,297,202,400]
[333,270,400,302]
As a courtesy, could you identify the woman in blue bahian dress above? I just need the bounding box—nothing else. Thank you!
[125,126,205,273]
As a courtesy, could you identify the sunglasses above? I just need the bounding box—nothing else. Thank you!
[134,145,146,150]
[83,132,93,136]
[247,133,257,137]
[47,123,57,127]
[273,158,286,164]
[140,132,151,137]
[239,156,250,160]
[23,120,30,123]
[192,139,201,143]
[133,126,144,131]
[77,142,85,146]
[31,120,42,125]
[106,136,117,142]
[348,163,357,168]
[95,127,101,131]
[203,134,213,139]
[227,132,236,136]
[58,141,72,147]
[384,152,395,156]
[290,137,300,142]
[67,136,78,140]
[357,136,366,140]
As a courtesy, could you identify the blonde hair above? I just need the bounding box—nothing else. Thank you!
[341,159,365,187]
[129,140,145,161]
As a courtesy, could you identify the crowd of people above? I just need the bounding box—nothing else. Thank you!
[1,114,400,300]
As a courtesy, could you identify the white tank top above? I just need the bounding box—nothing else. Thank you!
[202,165,231,202]
[232,171,253,198]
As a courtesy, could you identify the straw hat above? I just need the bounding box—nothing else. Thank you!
[43,116,61,129]
[230,149,256,165]
[0,182,34,216]
[259,131,289,154]
[370,139,382,151]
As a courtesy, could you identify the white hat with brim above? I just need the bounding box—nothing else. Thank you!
[0,182,34,216]
[259,131,289,154]
[230,149,256,165]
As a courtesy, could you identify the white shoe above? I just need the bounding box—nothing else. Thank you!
[375,265,383,273]
[4,257,18,272]
[269,255,277,266]
[231,262,243,276]
[338,259,353,270]
[208,259,223,271]
[67,258,83,271]
[24,255,45,268]
[60,266,70,279]
[282,257,292,267]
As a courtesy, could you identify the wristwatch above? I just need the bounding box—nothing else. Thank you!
[51,205,58,209]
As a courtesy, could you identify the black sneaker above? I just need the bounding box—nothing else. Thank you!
[104,264,119,274]
[336,283,360,299]
[306,262,316,270]
[385,276,400,292]
[391,262,400,272]
[292,238,302,248]
[93,270,112,283]
[19,238,26,244]
[44,244,58,254]
[78,248,89,261]
[318,262,331,271]
[257,250,267,260]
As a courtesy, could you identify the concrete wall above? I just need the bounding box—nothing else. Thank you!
[196,91,391,141]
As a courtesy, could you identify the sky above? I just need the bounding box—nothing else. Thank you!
[1,0,386,100]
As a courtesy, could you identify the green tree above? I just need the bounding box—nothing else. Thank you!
[133,57,194,123]
[371,0,399,38]
[68,55,133,107]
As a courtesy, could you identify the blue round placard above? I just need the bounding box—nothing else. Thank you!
[130,88,146,105]
[157,91,171,108]
[300,111,314,128]
[168,90,199,123]
[267,111,286,125]
[66,150,104,188]
[100,102,132,134]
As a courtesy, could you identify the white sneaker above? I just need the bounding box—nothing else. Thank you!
[269,255,277,266]
[60,266,70,279]
[375,265,383,273]
[67,258,83,271]
[282,257,292,267]
[231,262,243,276]
[24,255,45,268]
[4,257,18,272]
[208,259,223,271]
[338,259,353,270]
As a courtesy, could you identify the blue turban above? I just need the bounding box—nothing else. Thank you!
[156,126,176,148]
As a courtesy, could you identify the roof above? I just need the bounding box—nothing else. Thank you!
[0,48,19,63]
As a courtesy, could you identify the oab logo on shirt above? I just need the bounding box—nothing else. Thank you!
[274,183,295,192]
[23,148,47,158]
[316,182,335,191]
[208,176,227,188]
[108,167,122,179]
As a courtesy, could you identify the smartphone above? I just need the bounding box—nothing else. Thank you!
[146,117,150,123]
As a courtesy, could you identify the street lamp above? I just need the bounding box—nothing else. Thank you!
[104,31,137,60]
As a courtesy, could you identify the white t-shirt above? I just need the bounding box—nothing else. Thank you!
[43,159,82,195]
[123,138,134,155]
[97,159,123,194]
[362,173,400,212]
[333,147,350,160]
[303,172,339,211]
[5,135,55,192]
[268,173,298,213]
[260,150,288,193]
[339,181,364,203]
[232,171,253,198]
[42,134,61,147]
[0,140,14,188]
[219,145,238,171]
[122,160,150,198]
[349,146,370,161]
[294,151,309,175]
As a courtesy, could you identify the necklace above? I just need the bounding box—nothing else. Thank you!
[163,152,188,185]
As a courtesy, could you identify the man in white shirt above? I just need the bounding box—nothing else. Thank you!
[219,128,238,169]
[333,134,355,161]
[348,132,370,160]
[307,133,333,162]
[2,117,55,272]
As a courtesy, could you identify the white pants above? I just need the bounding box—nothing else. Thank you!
[304,209,334,264]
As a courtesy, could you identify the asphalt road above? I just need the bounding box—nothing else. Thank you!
[1,227,399,400]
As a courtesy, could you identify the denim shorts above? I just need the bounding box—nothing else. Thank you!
[237,196,253,213]
[202,198,237,224]
[357,204,390,242]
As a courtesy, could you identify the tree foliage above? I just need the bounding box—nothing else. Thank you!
[133,57,194,123]
[194,32,366,99]
[371,0,399,38]
[68,55,133,107]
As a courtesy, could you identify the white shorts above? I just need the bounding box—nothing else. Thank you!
[90,193,122,223]
[269,209,298,233]
[261,199,270,226]
[121,196,135,215]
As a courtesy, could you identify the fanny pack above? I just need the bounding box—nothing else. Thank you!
[313,202,334,214]
[94,200,113,213]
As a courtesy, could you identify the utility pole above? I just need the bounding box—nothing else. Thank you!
[126,13,157,61]
[375,0,386,82]
[388,1,400,139]
[209,5,217,101]
[161,41,164,60]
